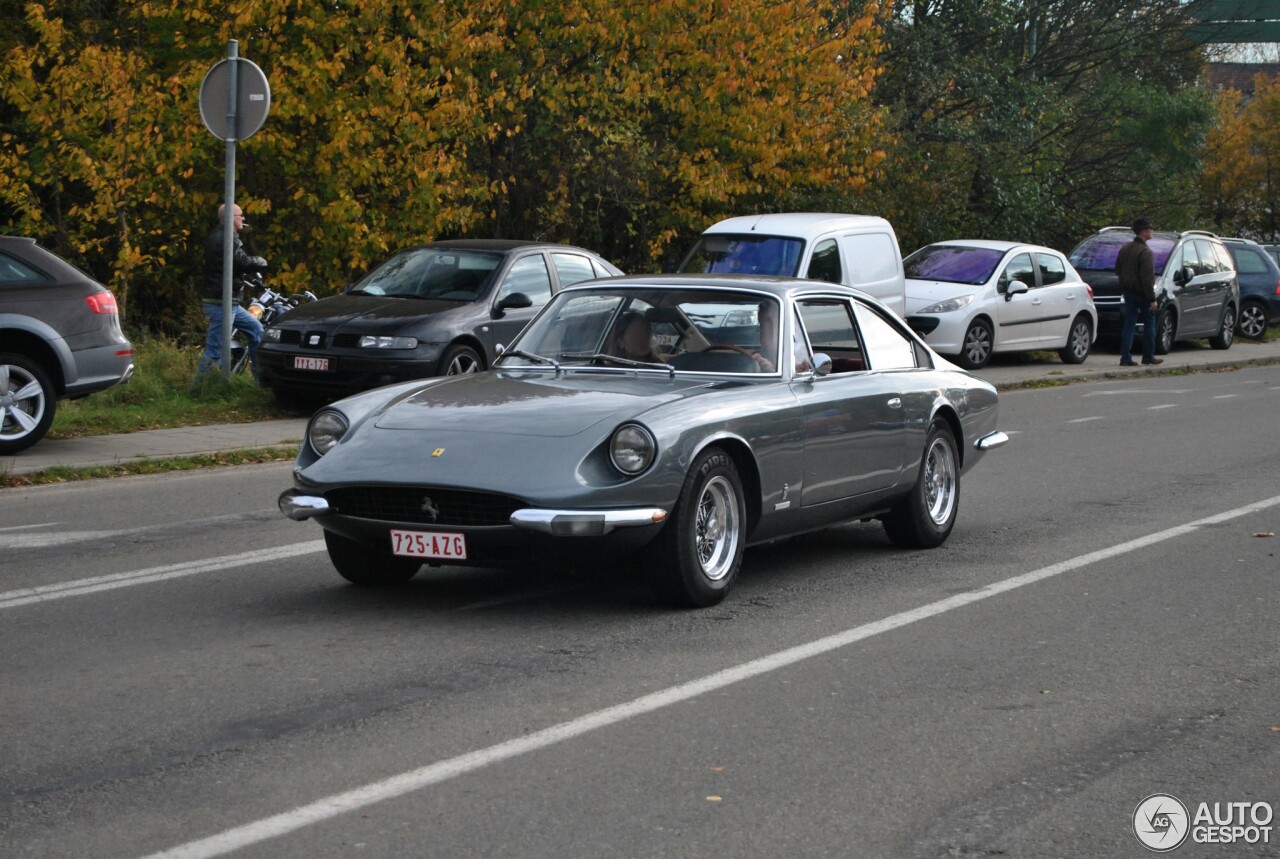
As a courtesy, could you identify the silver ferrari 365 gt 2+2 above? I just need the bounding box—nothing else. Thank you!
[280,274,1007,607]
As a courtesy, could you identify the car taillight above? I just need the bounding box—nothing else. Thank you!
[1274,280,1280,296]
[85,292,118,314]
[1084,283,1094,299]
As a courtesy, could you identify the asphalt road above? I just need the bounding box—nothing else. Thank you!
[3,366,1279,859]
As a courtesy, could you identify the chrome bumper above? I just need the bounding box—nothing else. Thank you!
[279,490,331,520]
[974,431,1010,451]
[509,507,668,537]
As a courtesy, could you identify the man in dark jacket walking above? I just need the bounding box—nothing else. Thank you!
[1115,217,1163,366]
[196,203,268,378]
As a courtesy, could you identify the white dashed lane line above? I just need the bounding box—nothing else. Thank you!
[1147,404,1178,411]
[1068,417,1104,424]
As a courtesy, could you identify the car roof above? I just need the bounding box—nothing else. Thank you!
[561,272,877,302]
[701,212,893,239]
[919,239,1061,255]
[408,239,593,254]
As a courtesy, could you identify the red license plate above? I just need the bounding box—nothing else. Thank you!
[294,355,330,371]
[390,529,467,560]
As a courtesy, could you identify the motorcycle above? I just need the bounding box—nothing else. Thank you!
[229,272,318,375]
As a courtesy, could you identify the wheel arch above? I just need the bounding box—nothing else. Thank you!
[0,324,69,394]
[928,403,965,469]
[689,434,762,537]
[437,335,489,374]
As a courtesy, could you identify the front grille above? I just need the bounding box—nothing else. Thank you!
[333,333,361,349]
[327,486,524,527]
[278,329,302,344]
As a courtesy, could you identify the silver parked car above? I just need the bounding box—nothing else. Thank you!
[280,275,1007,607]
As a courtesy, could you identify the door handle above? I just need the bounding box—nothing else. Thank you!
[887,397,902,409]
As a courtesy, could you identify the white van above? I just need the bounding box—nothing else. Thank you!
[678,213,907,317]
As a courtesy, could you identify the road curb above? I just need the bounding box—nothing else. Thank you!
[990,353,1280,392]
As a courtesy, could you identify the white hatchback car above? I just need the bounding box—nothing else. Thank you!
[903,240,1097,369]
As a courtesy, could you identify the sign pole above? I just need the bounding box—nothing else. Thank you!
[220,39,239,378]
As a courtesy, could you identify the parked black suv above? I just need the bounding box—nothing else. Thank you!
[1219,238,1280,339]
[0,236,134,454]
[1067,227,1240,354]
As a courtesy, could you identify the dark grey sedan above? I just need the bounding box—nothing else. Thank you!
[280,275,1007,607]
[258,240,622,402]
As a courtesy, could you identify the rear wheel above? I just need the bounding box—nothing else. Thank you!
[0,353,57,455]
[882,421,960,549]
[440,344,483,376]
[956,319,993,369]
[1155,308,1175,355]
[1058,315,1092,364]
[324,530,422,585]
[1237,300,1269,340]
[649,448,746,608]
[1209,304,1235,350]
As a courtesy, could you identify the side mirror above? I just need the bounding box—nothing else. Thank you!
[494,343,506,358]
[1004,280,1029,301]
[1182,265,1196,285]
[492,291,533,318]
[811,353,833,377]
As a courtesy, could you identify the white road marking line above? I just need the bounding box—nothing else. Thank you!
[1147,404,1178,410]
[0,541,325,610]
[137,494,1280,859]
[0,522,60,532]
[1068,417,1103,424]
[3,528,143,549]
[1084,388,1194,397]
[1213,394,1239,400]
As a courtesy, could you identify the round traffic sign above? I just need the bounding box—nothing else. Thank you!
[199,57,271,141]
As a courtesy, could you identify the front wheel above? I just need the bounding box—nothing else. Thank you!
[1237,300,1269,340]
[1155,308,1175,355]
[882,421,960,549]
[1058,315,1092,364]
[324,530,422,585]
[440,344,483,376]
[1209,304,1235,350]
[956,319,993,369]
[0,353,57,455]
[649,448,746,608]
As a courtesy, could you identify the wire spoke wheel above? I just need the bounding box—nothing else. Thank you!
[694,475,740,581]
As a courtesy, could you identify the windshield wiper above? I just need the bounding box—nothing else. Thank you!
[587,353,675,377]
[501,349,561,371]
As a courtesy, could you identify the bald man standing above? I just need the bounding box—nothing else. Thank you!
[196,203,269,379]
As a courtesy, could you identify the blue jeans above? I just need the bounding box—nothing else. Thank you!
[1120,292,1156,363]
[196,301,263,377]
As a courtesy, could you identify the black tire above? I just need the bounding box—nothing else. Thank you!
[1058,315,1092,364]
[882,421,960,549]
[1237,300,1269,340]
[648,448,746,608]
[0,352,57,455]
[956,318,993,369]
[324,530,422,586]
[1155,308,1175,355]
[439,344,483,376]
[1209,304,1235,350]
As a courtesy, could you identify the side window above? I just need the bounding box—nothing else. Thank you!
[1036,253,1067,286]
[0,253,45,283]
[1209,241,1235,274]
[806,239,843,284]
[499,254,553,305]
[590,258,616,279]
[1233,248,1269,274]
[999,253,1036,290]
[840,233,899,283]
[1194,240,1221,275]
[551,253,598,288]
[853,303,918,370]
[1178,241,1202,277]
[797,299,862,373]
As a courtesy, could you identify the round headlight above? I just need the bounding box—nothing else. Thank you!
[247,304,264,319]
[609,424,656,475]
[308,410,349,456]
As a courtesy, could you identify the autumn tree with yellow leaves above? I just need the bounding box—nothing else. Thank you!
[0,0,887,333]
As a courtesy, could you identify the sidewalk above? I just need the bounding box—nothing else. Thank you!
[3,338,1279,479]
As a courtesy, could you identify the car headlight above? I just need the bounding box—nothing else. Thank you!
[264,327,282,342]
[307,410,349,457]
[917,294,976,314]
[359,335,419,349]
[609,424,656,475]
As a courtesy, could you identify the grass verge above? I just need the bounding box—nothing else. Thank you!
[0,446,298,488]
[48,334,299,439]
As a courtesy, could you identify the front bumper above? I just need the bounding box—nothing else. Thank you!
[258,346,444,397]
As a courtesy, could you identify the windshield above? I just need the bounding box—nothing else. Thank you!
[500,287,784,375]
[679,234,804,277]
[348,249,502,300]
[1068,233,1175,275]
[904,245,1005,285]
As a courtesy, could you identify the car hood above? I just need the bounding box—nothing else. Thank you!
[371,371,712,437]
[904,280,981,313]
[274,294,467,330]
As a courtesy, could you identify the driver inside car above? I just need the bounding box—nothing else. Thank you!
[753,300,811,373]
[612,311,666,364]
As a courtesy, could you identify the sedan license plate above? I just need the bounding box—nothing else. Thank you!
[294,355,330,372]
[390,529,467,560]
